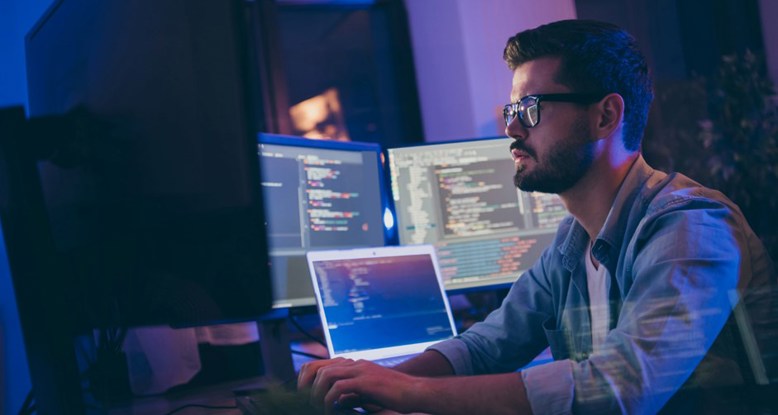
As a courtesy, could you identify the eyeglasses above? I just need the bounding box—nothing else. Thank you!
[503,93,606,128]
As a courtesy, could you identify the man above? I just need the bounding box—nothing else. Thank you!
[298,19,776,414]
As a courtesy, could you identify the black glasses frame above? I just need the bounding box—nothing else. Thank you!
[503,93,607,128]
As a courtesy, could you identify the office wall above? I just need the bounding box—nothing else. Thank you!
[406,0,778,143]
[404,0,577,142]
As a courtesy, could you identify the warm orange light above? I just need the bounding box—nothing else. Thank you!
[289,88,350,141]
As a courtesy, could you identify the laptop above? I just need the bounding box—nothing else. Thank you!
[306,245,458,366]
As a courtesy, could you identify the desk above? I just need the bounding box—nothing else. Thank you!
[106,376,267,415]
[105,339,471,415]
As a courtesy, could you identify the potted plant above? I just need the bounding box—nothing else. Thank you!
[644,50,778,262]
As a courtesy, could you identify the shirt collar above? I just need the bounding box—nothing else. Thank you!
[558,155,659,272]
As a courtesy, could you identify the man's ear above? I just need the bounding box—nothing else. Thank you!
[594,93,624,139]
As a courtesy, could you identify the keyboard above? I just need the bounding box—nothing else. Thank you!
[372,354,415,367]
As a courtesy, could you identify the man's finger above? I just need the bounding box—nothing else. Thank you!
[311,359,357,405]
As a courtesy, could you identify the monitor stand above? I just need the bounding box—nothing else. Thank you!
[256,308,296,384]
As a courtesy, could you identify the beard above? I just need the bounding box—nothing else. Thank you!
[513,117,596,194]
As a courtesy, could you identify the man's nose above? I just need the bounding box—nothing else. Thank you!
[505,117,527,141]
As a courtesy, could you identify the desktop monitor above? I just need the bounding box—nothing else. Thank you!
[388,137,568,292]
[258,134,394,308]
[23,0,274,330]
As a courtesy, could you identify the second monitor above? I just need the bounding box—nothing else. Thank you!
[388,137,568,292]
[258,134,393,308]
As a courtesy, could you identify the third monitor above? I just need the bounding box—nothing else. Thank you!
[388,137,568,292]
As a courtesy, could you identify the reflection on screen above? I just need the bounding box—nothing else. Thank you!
[388,137,567,291]
[259,135,388,307]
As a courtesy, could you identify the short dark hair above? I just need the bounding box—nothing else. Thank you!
[503,19,653,151]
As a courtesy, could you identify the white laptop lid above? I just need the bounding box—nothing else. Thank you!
[306,245,458,362]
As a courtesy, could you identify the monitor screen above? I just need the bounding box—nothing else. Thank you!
[388,137,568,292]
[258,134,393,308]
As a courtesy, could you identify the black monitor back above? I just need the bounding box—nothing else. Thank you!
[24,0,273,330]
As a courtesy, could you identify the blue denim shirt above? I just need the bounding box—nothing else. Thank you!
[430,156,775,414]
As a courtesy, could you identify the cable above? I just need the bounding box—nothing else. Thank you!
[163,403,238,415]
[288,315,326,347]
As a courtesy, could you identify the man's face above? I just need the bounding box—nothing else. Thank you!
[506,57,596,194]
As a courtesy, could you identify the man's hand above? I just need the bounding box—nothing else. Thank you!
[298,358,423,413]
[297,357,350,390]
[297,354,532,415]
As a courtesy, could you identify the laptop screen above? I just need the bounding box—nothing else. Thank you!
[307,245,457,361]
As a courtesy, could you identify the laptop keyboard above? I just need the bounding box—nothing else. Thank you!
[372,354,415,367]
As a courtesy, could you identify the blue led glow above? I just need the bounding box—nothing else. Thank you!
[383,207,395,231]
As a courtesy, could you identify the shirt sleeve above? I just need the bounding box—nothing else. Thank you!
[426,338,474,375]
[429,238,563,379]
[522,359,576,415]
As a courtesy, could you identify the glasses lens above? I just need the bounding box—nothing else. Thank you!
[520,96,540,128]
[503,103,516,126]
[505,96,542,128]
